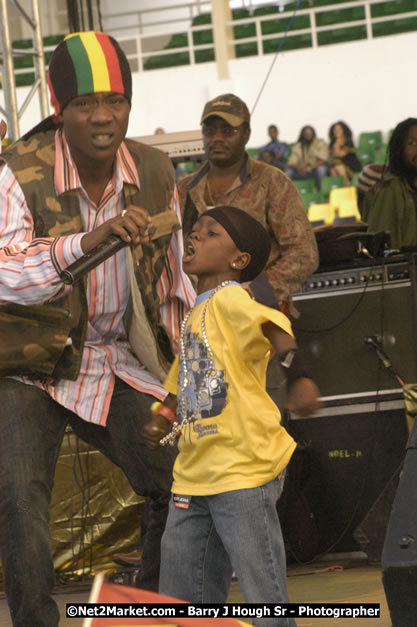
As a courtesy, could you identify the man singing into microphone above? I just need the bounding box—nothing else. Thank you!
[0,31,195,626]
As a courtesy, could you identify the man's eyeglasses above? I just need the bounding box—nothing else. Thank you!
[202,124,246,138]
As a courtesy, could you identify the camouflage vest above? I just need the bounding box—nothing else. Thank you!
[0,131,179,382]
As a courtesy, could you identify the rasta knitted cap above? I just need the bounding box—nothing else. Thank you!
[48,31,132,114]
[201,206,271,282]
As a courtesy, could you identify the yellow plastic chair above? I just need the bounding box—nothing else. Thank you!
[307,203,334,226]
[329,186,361,222]
[336,199,362,222]
[329,185,356,207]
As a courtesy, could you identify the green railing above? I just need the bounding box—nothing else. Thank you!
[4,0,417,85]
[7,35,65,88]
[135,0,417,72]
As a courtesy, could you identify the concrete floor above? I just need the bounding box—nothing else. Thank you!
[0,558,392,626]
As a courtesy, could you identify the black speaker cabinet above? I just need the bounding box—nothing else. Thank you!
[293,256,417,402]
[382,419,417,627]
[286,401,408,555]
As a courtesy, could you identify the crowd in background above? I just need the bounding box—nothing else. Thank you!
[257,121,371,188]
[254,116,417,253]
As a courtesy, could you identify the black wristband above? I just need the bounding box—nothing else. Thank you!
[279,348,312,386]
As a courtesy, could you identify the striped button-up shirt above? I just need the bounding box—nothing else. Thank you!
[0,130,195,425]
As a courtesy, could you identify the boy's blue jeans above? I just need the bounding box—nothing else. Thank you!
[159,473,296,627]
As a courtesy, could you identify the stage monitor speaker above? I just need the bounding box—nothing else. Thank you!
[286,401,408,556]
[382,419,417,627]
[292,256,417,402]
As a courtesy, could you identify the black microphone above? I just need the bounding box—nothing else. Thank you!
[60,234,127,285]
[59,209,181,285]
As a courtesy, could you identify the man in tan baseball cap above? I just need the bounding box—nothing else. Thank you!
[177,92,318,311]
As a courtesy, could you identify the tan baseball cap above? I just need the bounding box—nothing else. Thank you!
[200,94,250,127]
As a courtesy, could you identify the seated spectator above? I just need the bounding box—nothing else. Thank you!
[328,121,362,185]
[257,124,288,170]
[286,125,328,189]
[363,118,417,247]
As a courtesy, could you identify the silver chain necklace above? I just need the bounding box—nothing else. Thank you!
[160,280,234,446]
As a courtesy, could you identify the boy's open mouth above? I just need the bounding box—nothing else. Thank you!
[183,240,196,263]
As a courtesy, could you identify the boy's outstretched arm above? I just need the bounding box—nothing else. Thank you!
[262,321,321,417]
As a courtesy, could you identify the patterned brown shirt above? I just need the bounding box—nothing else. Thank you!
[177,155,319,307]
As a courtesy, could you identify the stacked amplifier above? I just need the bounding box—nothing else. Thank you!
[293,253,417,403]
[285,254,416,556]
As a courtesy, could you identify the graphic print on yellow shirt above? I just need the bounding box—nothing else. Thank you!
[164,284,297,496]
[180,326,228,428]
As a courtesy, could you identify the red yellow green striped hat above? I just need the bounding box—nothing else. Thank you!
[48,31,132,114]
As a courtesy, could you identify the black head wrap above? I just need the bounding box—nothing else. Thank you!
[200,206,271,282]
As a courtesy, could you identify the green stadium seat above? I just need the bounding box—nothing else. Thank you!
[253,5,279,21]
[192,13,212,26]
[318,25,367,46]
[15,72,35,87]
[301,191,324,210]
[375,143,389,164]
[235,42,258,58]
[256,11,310,37]
[13,38,34,70]
[316,5,365,27]
[195,49,215,63]
[371,0,416,18]
[311,0,351,5]
[253,6,278,35]
[191,13,214,63]
[165,33,188,49]
[43,35,65,65]
[193,28,213,45]
[144,30,192,71]
[247,148,260,159]
[183,161,196,174]
[263,33,312,54]
[232,8,250,20]
[284,0,311,10]
[293,179,316,194]
[359,131,383,150]
[144,51,190,71]
[372,16,417,38]
[232,8,257,58]
[320,175,345,198]
[351,172,360,188]
[356,145,376,166]
[232,8,256,38]
[192,13,213,46]
[258,15,286,37]
[12,35,65,86]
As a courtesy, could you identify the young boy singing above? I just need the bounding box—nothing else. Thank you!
[144,206,320,626]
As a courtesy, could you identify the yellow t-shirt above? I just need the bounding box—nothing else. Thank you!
[164,284,297,496]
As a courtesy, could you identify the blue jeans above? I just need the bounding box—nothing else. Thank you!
[0,378,177,626]
[286,165,328,190]
[159,474,296,627]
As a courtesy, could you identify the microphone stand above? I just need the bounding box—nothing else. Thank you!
[364,335,405,386]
